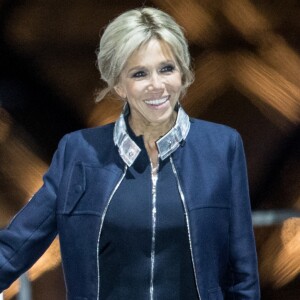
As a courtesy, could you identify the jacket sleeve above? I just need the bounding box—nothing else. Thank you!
[0,134,69,292]
[226,132,260,299]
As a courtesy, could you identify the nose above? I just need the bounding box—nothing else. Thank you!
[148,73,164,91]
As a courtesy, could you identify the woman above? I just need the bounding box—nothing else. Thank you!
[0,7,260,300]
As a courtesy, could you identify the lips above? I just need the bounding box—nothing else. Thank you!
[144,96,169,106]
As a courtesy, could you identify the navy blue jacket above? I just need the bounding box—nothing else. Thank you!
[0,117,260,299]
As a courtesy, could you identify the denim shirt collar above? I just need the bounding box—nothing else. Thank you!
[113,105,190,167]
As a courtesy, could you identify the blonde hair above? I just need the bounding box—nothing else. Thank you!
[96,7,194,102]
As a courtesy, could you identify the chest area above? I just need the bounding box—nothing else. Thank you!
[102,160,185,234]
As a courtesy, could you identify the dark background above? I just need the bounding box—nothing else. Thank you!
[0,0,299,299]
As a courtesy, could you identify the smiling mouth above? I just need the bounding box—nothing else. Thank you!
[144,96,169,106]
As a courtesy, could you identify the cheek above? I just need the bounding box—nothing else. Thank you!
[166,75,183,92]
[127,82,148,97]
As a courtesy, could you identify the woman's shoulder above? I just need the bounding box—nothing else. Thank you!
[190,118,238,138]
[187,118,242,156]
[57,122,116,154]
[65,122,115,142]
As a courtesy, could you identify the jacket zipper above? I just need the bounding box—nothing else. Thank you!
[170,157,202,300]
[96,165,128,300]
[149,162,159,300]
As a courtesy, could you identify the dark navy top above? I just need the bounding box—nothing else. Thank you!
[99,123,198,300]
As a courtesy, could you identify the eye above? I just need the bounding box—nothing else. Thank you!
[132,71,147,78]
[160,65,175,73]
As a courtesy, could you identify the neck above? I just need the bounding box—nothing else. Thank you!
[128,111,177,144]
[128,111,177,167]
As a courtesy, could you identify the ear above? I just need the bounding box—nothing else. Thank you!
[114,84,126,99]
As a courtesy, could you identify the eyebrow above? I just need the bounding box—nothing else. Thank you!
[127,66,147,74]
[126,60,176,74]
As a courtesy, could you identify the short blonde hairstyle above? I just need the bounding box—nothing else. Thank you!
[96,7,194,102]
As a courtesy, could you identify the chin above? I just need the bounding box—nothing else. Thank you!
[148,111,175,124]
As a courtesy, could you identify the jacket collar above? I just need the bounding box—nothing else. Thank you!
[113,104,190,167]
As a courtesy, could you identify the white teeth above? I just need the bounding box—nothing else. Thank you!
[144,96,168,105]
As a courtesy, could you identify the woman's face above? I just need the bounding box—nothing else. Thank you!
[115,39,182,129]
